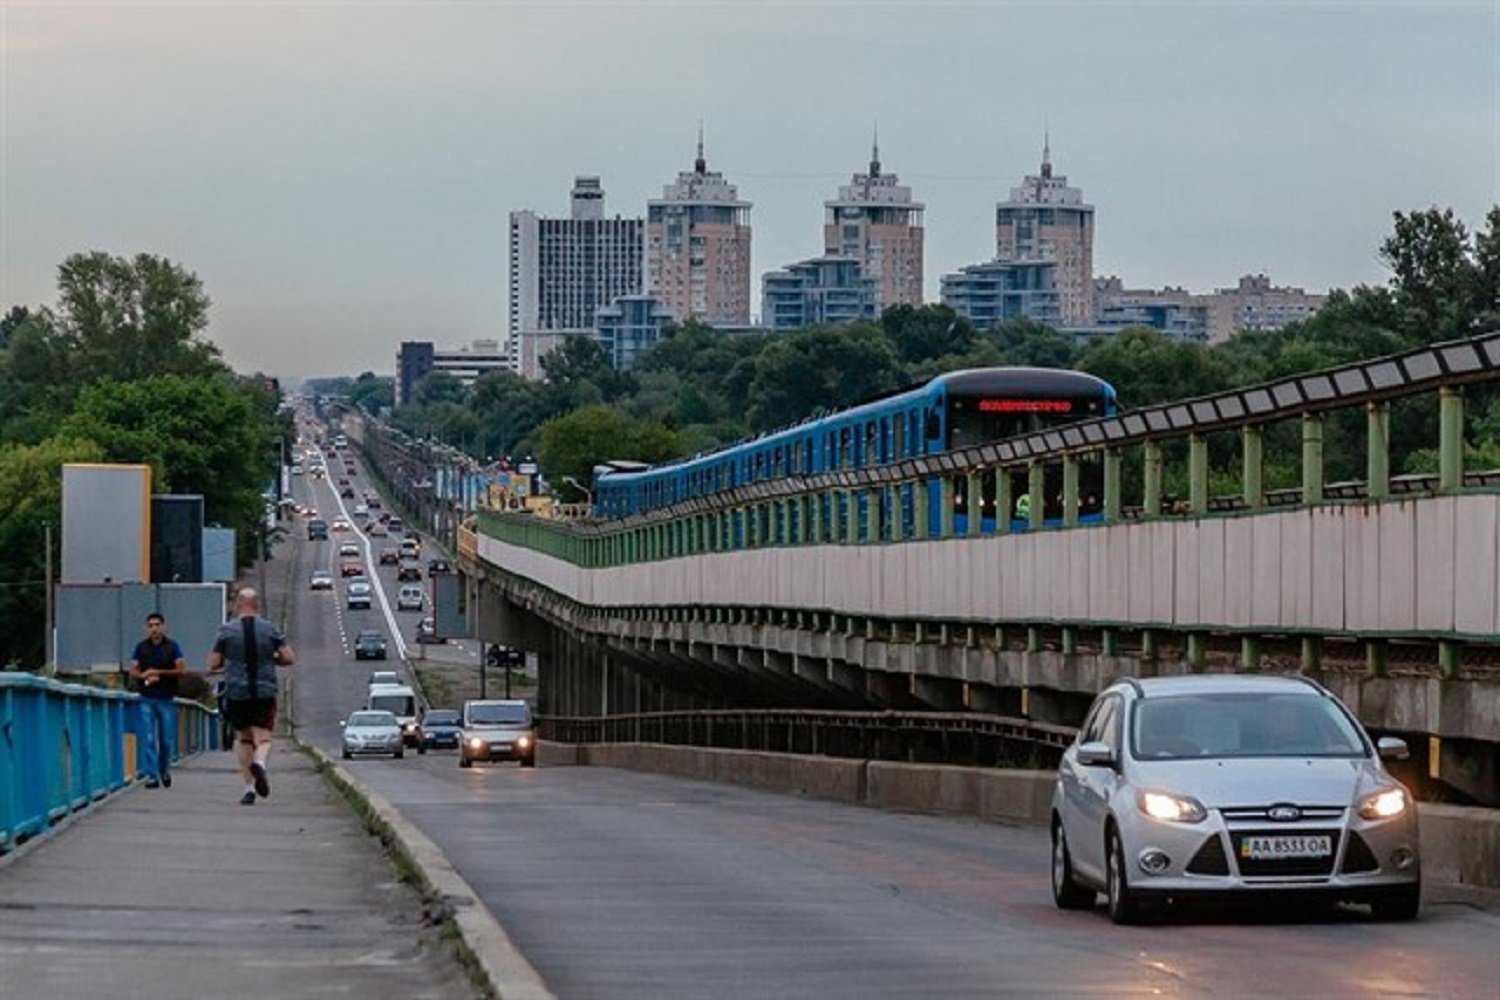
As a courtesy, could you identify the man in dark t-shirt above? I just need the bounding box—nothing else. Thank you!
[208,588,295,806]
[130,612,187,789]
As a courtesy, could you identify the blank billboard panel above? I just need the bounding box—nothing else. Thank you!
[151,495,204,583]
[202,527,237,583]
[63,464,150,583]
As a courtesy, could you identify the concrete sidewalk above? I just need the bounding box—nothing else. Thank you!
[0,749,479,1000]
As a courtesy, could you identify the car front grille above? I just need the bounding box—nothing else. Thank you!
[1186,834,1230,876]
[1230,829,1341,877]
[1221,805,1345,822]
[1340,832,1380,874]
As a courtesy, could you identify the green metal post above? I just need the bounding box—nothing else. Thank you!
[939,476,955,539]
[1189,433,1208,515]
[1141,629,1157,659]
[1242,425,1264,510]
[914,481,930,540]
[1241,636,1260,672]
[967,472,983,537]
[1103,448,1122,523]
[1302,413,1324,506]
[1301,636,1322,674]
[1027,461,1044,531]
[1366,639,1387,678]
[1143,441,1163,518]
[1187,632,1207,671]
[1062,456,1080,528]
[1061,627,1078,655]
[867,487,882,543]
[1367,402,1390,500]
[1439,386,1464,492]
[1027,626,1042,653]
[845,490,860,544]
[996,469,1013,536]
[1101,629,1119,657]
[1439,640,1460,680]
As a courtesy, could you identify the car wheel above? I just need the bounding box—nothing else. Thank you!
[394,749,404,759]
[1369,881,1421,921]
[520,757,536,768]
[1051,821,1096,910]
[418,744,426,755]
[342,750,351,760]
[460,757,472,768]
[1106,827,1143,925]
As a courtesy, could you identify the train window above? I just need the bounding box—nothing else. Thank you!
[839,427,852,469]
[865,423,877,467]
[893,412,906,458]
[803,440,814,474]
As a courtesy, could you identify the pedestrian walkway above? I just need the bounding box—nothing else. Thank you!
[0,748,477,1000]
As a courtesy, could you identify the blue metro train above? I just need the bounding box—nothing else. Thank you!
[593,367,1117,535]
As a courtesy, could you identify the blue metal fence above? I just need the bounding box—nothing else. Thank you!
[0,674,218,853]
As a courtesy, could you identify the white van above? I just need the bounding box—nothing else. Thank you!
[399,538,420,560]
[397,585,424,611]
[366,683,419,745]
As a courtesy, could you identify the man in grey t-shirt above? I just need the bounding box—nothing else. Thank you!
[208,588,295,805]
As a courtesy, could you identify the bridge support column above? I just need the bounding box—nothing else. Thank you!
[1439,640,1461,680]
[914,482,930,540]
[1241,636,1260,672]
[1187,633,1207,671]
[939,476,955,539]
[867,487,882,543]
[1061,627,1078,656]
[1367,401,1390,499]
[1440,386,1465,492]
[1062,456,1080,527]
[889,486,904,542]
[1101,628,1119,657]
[1366,639,1388,678]
[1027,626,1042,653]
[1302,413,1324,505]
[1301,636,1322,673]
[1141,629,1157,660]
[912,675,963,711]
[1189,433,1208,515]
[1143,442,1163,517]
[845,490,860,544]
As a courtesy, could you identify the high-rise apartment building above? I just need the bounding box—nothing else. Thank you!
[823,138,924,309]
[762,257,878,331]
[940,260,1061,329]
[646,137,752,325]
[995,141,1095,325]
[508,176,643,371]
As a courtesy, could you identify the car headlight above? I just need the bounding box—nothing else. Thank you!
[1138,790,1208,823]
[517,735,532,748]
[468,737,484,749]
[1357,787,1408,820]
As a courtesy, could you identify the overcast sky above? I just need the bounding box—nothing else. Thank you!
[3,1,1495,379]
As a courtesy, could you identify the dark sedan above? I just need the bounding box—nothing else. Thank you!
[416,709,462,753]
[353,630,387,660]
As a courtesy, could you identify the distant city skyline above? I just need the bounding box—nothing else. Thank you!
[3,2,1493,378]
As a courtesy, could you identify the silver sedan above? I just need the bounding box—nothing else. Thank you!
[1051,674,1420,923]
[340,710,405,760]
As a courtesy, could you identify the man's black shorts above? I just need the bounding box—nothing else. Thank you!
[225,697,277,731]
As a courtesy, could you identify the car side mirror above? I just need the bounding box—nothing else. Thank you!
[1076,740,1117,768]
[1376,736,1409,760]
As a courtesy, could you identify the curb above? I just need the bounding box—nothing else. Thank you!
[301,742,555,1000]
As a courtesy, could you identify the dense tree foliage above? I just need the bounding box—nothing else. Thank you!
[0,252,286,668]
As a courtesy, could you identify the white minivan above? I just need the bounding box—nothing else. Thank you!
[397,585,424,611]
[367,683,420,745]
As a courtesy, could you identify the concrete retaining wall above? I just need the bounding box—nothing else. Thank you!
[540,741,1500,889]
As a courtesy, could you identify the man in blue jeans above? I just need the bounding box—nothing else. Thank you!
[130,612,187,788]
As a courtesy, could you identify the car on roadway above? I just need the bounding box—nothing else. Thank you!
[307,519,329,541]
[332,517,351,532]
[368,670,399,687]
[397,565,422,582]
[378,547,401,565]
[416,709,462,753]
[396,584,424,611]
[346,578,372,610]
[415,617,445,644]
[427,558,451,575]
[353,630,387,660]
[353,504,369,518]
[309,569,334,591]
[387,517,405,532]
[339,485,355,498]
[338,541,360,558]
[340,710,404,760]
[340,560,364,578]
[459,699,536,768]
[367,521,387,537]
[1050,674,1421,924]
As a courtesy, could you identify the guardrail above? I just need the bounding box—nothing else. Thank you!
[0,674,219,854]
[540,707,1077,766]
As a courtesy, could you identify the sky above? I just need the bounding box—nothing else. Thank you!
[2,0,1496,380]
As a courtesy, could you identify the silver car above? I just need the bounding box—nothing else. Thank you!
[1051,674,1420,923]
[340,710,405,759]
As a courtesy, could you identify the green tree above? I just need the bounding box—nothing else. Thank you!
[982,317,1079,368]
[468,368,548,460]
[880,304,977,365]
[414,371,469,408]
[744,323,906,431]
[60,375,275,550]
[1077,326,1229,408]
[535,404,682,489]
[0,435,105,667]
[346,372,394,414]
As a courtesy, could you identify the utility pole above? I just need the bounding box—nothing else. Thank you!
[44,521,54,674]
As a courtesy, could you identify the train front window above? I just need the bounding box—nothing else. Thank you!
[947,395,1103,450]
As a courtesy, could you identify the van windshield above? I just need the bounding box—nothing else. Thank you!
[468,703,531,725]
[369,694,415,717]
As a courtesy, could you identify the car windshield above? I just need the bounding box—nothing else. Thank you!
[357,632,382,643]
[369,694,415,716]
[349,711,396,727]
[423,711,459,725]
[1132,692,1367,760]
[468,703,531,725]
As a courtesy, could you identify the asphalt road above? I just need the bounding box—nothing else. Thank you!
[282,433,1500,999]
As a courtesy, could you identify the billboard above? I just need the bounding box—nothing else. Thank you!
[202,527,237,583]
[151,495,204,583]
[55,581,226,673]
[63,464,150,583]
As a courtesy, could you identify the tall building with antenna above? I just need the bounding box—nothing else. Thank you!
[646,131,753,325]
[994,137,1095,325]
[823,133,925,309]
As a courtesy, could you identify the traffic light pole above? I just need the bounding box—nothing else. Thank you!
[480,641,488,699]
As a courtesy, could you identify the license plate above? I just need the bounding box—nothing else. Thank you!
[1240,835,1332,860]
